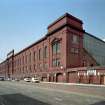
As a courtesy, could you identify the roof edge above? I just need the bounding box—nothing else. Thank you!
[85,32,105,44]
[47,13,83,29]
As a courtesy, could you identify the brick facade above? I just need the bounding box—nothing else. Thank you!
[0,13,105,84]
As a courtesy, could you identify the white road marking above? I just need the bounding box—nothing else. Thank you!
[55,97,63,101]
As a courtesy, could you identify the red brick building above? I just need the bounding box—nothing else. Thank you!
[0,13,105,84]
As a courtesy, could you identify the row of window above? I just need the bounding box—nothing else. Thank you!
[14,41,61,67]
[0,41,61,72]
[14,63,49,73]
[71,35,80,54]
[14,58,61,72]
[0,59,61,73]
[71,48,79,54]
[14,46,48,67]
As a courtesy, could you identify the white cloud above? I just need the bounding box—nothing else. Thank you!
[103,39,105,42]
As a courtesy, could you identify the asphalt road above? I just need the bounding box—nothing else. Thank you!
[0,81,105,105]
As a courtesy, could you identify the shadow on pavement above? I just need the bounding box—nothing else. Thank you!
[90,101,105,105]
[0,93,50,105]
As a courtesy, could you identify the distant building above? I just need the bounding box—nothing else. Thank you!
[0,13,105,84]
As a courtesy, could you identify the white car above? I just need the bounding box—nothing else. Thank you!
[24,77,31,82]
[31,77,40,83]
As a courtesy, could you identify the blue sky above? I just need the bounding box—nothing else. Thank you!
[0,0,105,61]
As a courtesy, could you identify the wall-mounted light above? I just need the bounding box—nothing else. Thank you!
[97,72,100,76]
[63,72,66,76]
[60,66,63,70]
[84,73,86,76]
[78,72,79,76]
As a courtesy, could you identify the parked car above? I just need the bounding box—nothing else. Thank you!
[6,78,12,81]
[31,77,40,83]
[12,78,20,82]
[15,78,20,81]
[0,77,5,81]
[24,77,31,82]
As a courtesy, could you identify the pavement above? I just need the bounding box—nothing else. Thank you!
[0,81,105,105]
[43,82,105,87]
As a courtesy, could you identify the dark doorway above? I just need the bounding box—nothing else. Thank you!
[89,75,94,84]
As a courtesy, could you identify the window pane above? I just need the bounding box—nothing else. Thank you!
[71,48,79,54]
[33,51,36,61]
[39,49,42,60]
[52,59,60,67]
[44,63,48,69]
[52,42,60,54]
[52,59,56,67]
[75,48,79,54]
[44,46,47,58]
[52,43,56,54]
[29,53,31,63]
[71,48,75,53]
[56,59,60,67]
[57,42,60,53]
[72,35,79,44]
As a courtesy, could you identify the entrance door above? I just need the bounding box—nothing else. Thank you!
[49,76,54,82]
[68,72,77,83]
[89,75,94,84]
[79,75,84,83]
[56,73,63,82]
[100,75,104,84]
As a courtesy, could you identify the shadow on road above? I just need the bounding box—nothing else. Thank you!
[0,93,50,105]
[90,101,105,105]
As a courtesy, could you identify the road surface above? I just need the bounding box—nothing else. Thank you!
[0,81,105,105]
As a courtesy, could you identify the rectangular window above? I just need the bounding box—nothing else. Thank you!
[43,62,48,69]
[52,42,60,54]
[52,59,60,67]
[25,66,27,73]
[39,63,42,69]
[25,55,27,64]
[34,64,36,71]
[52,59,56,67]
[18,59,19,66]
[39,49,42,60]
[71,48,79,54]
[71,48,75,53]
[72,35,79,44]
[20,68,21,73]
[56,59,60,67]
[20,58,21,66]
[44,46,47,58]
[29,53,31,63]
[23,56,24,65]
[57,42,60,53]
[75,48,79,54]
[23,67,24,73]
[52,43,56,54]
[30,65,31,72]
[33,51,36,61]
